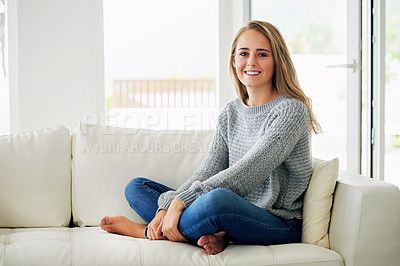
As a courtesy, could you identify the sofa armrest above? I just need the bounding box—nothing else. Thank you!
[329,171,400,266]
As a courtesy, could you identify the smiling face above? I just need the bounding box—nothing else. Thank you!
[233,29,275,93]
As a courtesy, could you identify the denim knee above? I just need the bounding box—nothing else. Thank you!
[124,177,147,203]
[203,188,235,200]
[179,188,241,239]
[195,188,239,214]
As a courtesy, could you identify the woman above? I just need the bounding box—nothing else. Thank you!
[100,20,321,255]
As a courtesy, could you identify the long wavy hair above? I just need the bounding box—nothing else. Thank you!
[229,20,322,134]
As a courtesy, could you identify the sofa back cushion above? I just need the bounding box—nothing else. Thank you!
[71,123,213,226]
[0,126,71,227]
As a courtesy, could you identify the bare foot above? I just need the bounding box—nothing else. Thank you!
[197,231,229,255]
[100,215,146,238]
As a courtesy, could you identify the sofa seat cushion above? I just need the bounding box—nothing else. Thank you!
[0,227,343,266]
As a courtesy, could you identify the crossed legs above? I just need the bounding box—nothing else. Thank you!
[100,178,301,255]
[100,178,230,254]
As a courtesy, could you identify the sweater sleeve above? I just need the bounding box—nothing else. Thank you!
[175,100,311,208]
[157,106,229,211]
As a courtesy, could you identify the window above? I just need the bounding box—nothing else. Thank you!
[103,0,218,130]
[385,0,400,187]
[251,0,350,168]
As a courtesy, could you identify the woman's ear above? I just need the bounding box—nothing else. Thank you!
[232,56,236,68]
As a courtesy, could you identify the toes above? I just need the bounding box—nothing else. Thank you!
[198,234,226,255]
[197,236,209,247]
[100,216,111,225]
[102,215,122,225]
[204,245,217,255]
[102,224,115,233]
[100,216,115,232]
[100,224,109,232]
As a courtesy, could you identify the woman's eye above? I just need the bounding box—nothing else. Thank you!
[239,52,248,56]
[258,53,268,57]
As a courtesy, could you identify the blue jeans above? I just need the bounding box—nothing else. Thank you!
[125,177,302,245]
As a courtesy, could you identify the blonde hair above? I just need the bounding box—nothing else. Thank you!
[229,20,321,134]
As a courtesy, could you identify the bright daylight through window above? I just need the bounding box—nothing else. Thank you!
[103,0,218,131]
[251,0,348,168]
[384,0,400,187]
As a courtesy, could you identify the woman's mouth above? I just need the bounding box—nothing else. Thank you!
[244,71,261,76]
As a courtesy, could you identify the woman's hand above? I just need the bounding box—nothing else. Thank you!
[162,198,188,242]
[147,210,168,240]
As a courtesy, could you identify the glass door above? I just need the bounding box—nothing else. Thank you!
[251,0,361,172]
[384,0,400,187]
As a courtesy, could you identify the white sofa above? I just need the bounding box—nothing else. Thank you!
[1,124,399,266]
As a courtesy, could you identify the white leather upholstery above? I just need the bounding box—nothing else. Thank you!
[0,126,71,227]
[329,171,400,266]
[1,125,399,265]
[0,227,343,266]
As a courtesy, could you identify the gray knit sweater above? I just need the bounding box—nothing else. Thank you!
[158,96,313,220]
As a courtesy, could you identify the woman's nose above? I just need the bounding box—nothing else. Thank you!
[247,54,257,66]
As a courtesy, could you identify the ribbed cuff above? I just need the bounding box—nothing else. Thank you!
[175,189,199,208]
[157,199,172,213]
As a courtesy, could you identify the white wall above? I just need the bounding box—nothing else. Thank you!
[8,0,104,133]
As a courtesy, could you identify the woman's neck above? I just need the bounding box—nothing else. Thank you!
[245,87,280,107]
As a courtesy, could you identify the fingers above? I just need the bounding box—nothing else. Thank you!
[141,208,188,242]
[147,214,167,240]
[147,226,166,240]
[161,206,188,242]
[147,224,157,240]
[155,221,167,240]
[148,228,167,240]
[162,224,188,242]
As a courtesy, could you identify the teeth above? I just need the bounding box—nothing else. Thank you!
[245,71,260,75]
